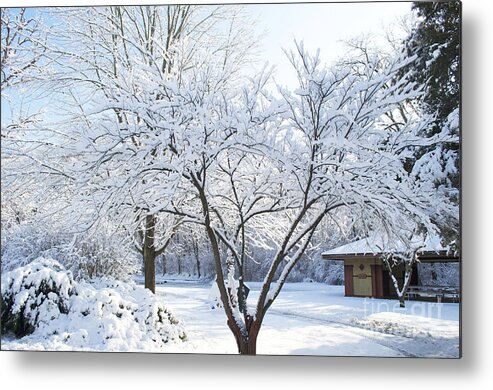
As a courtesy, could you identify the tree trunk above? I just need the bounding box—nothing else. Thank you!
[143,214,156,294]
[162,255,166,276]
[193,240,201,278]
[196,257,201,279]
[229,316,262,355]
[195,183,259,355]
[399,265,415,308]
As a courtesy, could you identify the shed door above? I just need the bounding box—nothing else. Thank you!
[353,262,373,296]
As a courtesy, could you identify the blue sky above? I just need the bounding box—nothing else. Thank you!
[249,2,412,88]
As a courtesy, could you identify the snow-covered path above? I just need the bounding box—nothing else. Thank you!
[155,280,460,357]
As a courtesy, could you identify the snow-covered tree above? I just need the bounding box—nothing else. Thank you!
[1,8,48,223]
[1,8,48,93]
[151,40,457,354]
[28,5,258,293]
[398,2,460,250]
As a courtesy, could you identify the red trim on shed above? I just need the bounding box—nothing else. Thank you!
[371,264,384,298]
[344,265,354,296]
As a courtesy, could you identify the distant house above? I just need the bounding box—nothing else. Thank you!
[321,234,460,300]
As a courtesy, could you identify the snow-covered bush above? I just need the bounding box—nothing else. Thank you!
[207,278,240,309]
[1,259,187,351]
[1,258,75,337]
[65,277,187,350]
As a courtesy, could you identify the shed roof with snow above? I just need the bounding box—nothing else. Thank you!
[322,233,459,262]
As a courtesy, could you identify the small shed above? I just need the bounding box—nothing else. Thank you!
[321,235,460,299]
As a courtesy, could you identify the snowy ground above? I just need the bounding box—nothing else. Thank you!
[2,277,459,357]
[143,279,460,357]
